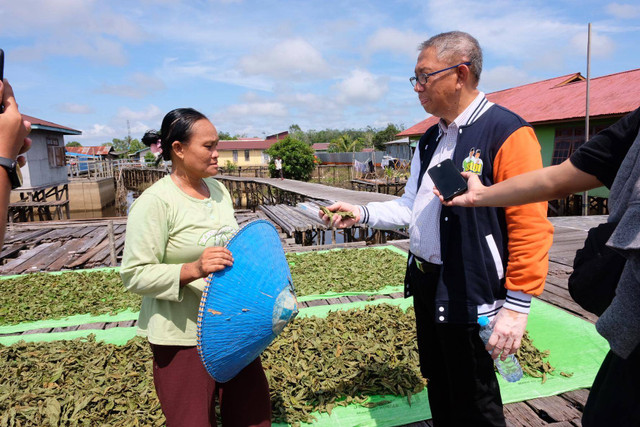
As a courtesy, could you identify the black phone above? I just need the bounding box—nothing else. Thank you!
[428,158,468,201]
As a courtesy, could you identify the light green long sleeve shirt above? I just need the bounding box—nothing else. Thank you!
[120,175,238,346]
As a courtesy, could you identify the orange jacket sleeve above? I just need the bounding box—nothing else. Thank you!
[493,126,554,297]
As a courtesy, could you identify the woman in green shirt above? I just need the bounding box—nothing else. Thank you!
[121,108,271,427]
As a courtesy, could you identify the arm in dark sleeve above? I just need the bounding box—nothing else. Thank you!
[570,106,640,188]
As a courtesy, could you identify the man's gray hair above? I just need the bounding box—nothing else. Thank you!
[419,31,482,83]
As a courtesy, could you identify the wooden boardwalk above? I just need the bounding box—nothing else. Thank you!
[0,210,606,426]
[217,175,399,205]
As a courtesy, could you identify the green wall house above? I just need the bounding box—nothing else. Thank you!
[398,68,640,214]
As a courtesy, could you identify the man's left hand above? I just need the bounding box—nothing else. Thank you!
[485,308,528,361]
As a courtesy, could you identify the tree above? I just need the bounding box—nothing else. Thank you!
[373,123,405,151]
[66,141,82,147]
[218,131,237,140]
[144,151,156,164]
[128,138,144,153]
[328,134,364,153]
[265,136,315,181]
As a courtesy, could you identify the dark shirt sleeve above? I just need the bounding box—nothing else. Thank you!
[570,106,640,188]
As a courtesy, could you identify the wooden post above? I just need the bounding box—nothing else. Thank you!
[107,220,117,266]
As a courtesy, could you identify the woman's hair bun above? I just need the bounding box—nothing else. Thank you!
[142,130,161,147]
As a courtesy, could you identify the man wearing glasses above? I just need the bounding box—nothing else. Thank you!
[320,31,552,425]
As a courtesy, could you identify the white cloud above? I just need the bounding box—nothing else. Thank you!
[238,38,330,79]
[225,102,288,117]
[115,105,164,123]
[57,103,94,114]
[334,70,388,105]
[97,73,166,98]
[570,31,616,59]
[606,3,640,19]
[366,28,425,58]
[0,1,145,65]
[480,66,535,93]
[79,123,116,140]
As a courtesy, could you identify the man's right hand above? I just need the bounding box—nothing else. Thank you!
[318,201,360,228]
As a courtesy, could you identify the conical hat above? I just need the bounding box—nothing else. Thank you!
[197,220,298,383]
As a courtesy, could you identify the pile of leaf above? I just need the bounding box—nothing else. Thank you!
[0,304,560,426]
[518,331,572,383]
[0,335,163,427]
[287,248,407,295]
[0,271,141,326]
[263,304,425,425]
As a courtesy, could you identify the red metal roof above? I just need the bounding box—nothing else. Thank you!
[22,114,82,135]
[216,139,278,150]
[398,68,640,137]
[312,143,330,151]
[265,131,289,141]
[66,146,113,156]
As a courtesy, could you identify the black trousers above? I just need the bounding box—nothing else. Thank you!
[410,260,505,427]
[582,344,640,426]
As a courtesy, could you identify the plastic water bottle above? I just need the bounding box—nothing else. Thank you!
[478,316,523,382]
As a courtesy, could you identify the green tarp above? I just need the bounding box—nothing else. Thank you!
[0,297,608,426]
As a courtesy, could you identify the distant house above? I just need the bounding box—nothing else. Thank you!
[21,115,81,189]
[311,143,330,153]
[216,131,289,167]
[383,137,411,160]
[398,68,640,199]
[217,138,276,167]
[66,145,122,159]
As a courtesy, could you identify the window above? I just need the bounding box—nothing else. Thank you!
[46,137,66,167]
[244,150,250,161]
[550,125,607,165]
[232,150,238,162]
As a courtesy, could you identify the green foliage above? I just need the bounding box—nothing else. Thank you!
[144,151,156,164]
[0,271,141,325]
[373,123,405,151]
[266,136,315,181]
[225,160,238,172]
[288,124,404,152]
[217,131,238,140]
[328,134,365,153]
[128,138,144,153]
[65,141,82,147]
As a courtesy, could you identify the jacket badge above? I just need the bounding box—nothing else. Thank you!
[462,147,483,175]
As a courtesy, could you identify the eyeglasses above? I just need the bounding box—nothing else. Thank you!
[410,62,471,87]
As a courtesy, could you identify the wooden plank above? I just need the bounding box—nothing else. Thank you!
[305,299,329,307]
[73,229,108,254]
[66,238,110,268]
[45,239,90,272]
[504,401,547,426]
[560,389,590,410]
[0,242,60,274]
[0,242,27,259]
[16,241,64,274]
[76,322,107,331]
[525,394,583,423]
[21,327,53,335]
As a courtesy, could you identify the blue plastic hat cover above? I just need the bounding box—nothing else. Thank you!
[197,220,298,383]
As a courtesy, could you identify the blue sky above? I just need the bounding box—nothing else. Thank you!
[1,0,639,145]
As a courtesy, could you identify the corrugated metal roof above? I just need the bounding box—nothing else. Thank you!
[398,68,640,137]
[66,146,113,156]
[312,143,330,150]
[22,114,82,135]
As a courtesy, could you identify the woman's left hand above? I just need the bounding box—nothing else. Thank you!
[196,247,234,276]
[181,247,234,286]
